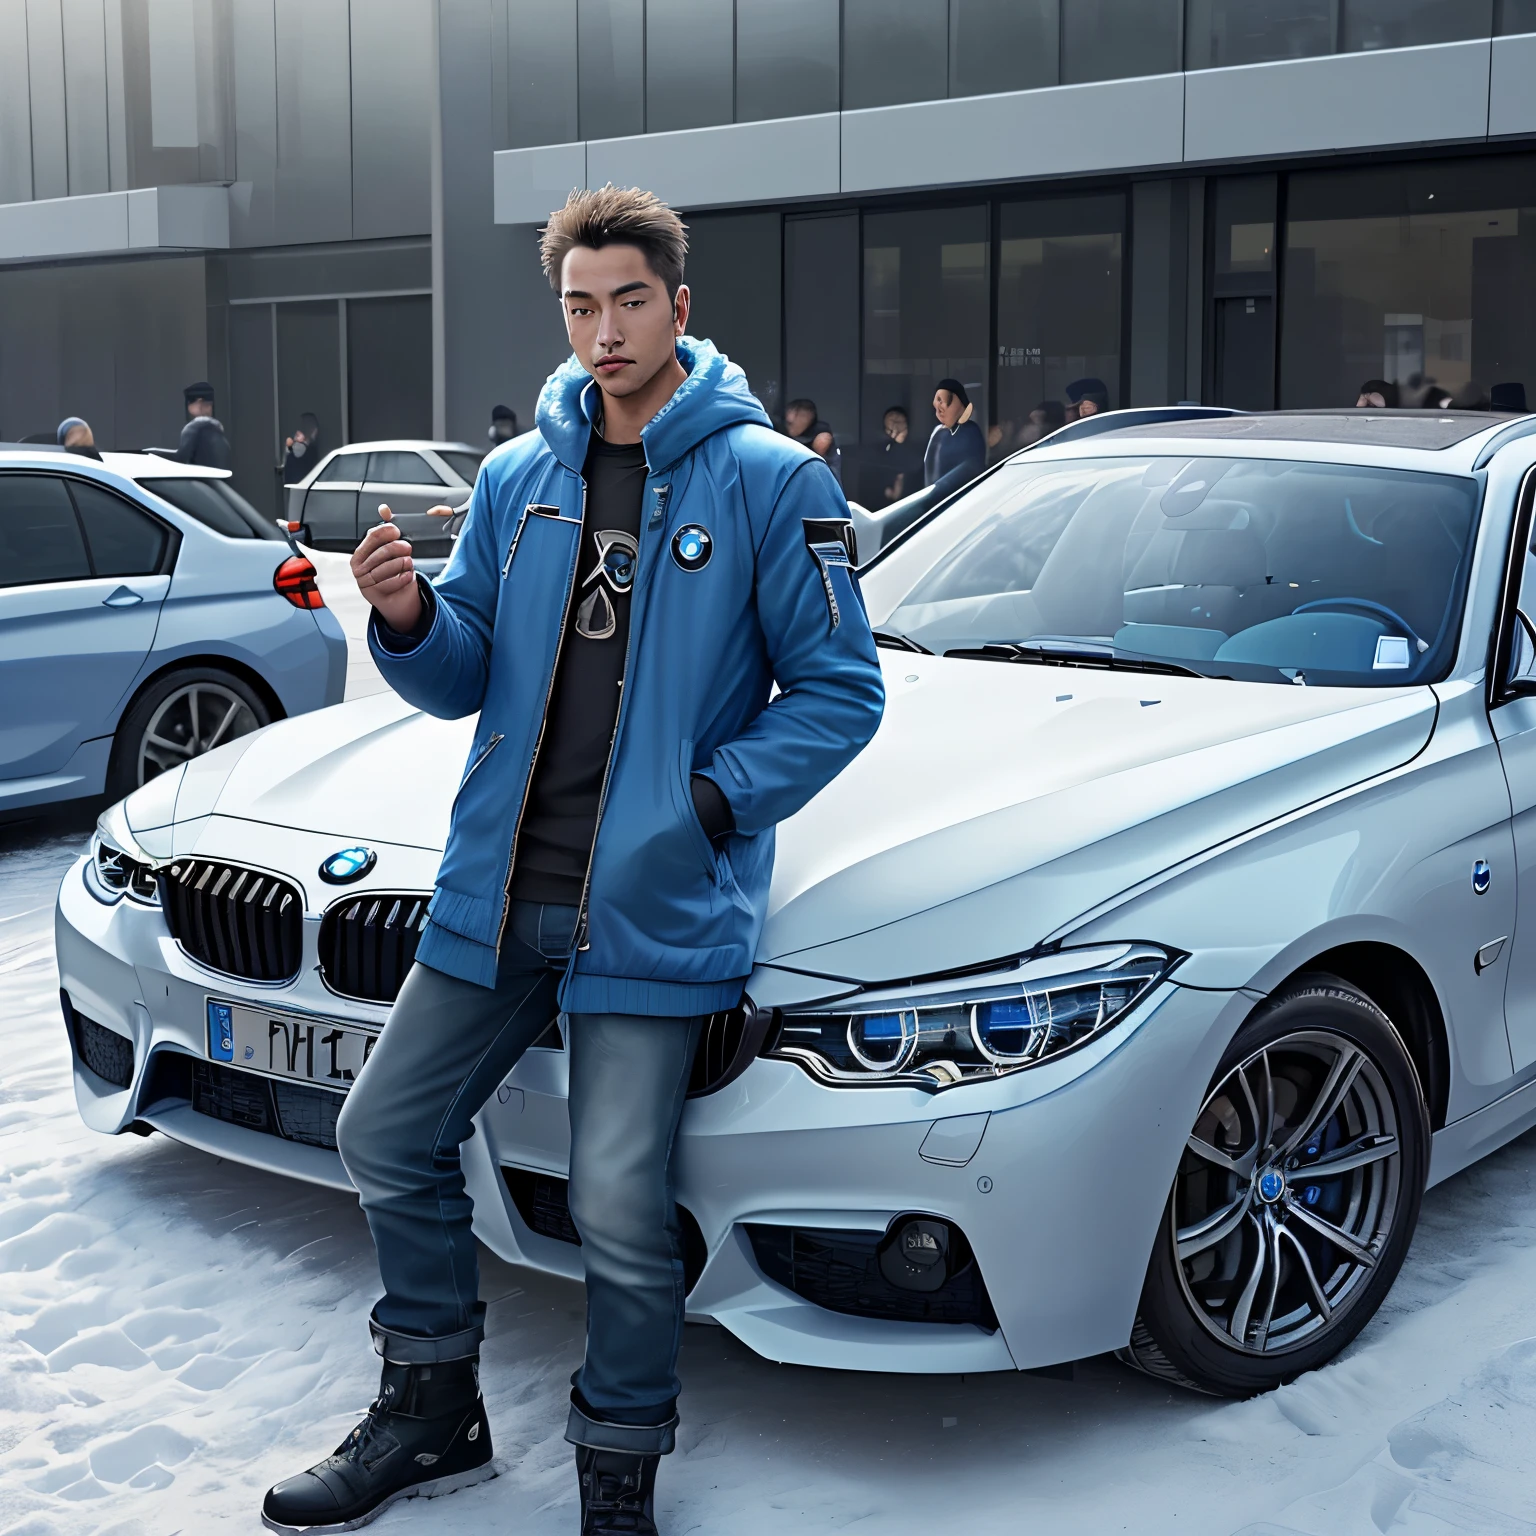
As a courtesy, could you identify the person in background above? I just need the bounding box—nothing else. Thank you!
[783,398,842,485]
[489,404,519,446]
[1065,377,1110,420]
[1420,383,1454,411]
[1452,380,1491,411]
[876,406,923,503]
[1356,379,1399,409]
[56,417,102,460]
[1019,399,1067,446]
[1492,383,1528,414]
[177,382,232,468]
[924,378,986,495]
[282,413,323,484]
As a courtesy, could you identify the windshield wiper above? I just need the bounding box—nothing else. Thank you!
[874,629,932,654]
[943,640,1206,679]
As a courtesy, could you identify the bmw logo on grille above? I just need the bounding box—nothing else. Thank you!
[671,524,712,572]
[319,846,376,884]
[1257,1169,1286,1204]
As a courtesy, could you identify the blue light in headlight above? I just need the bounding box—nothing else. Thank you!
[972,998,1040,1060]
[846,1010,918,1072]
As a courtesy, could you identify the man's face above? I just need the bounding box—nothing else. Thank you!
[883,411,907,442]
[1077,397,1100,418]
[933,390,963,429]
[560,243,688,400]
[63,423,93,449]
[188,398,213,418]
[785,405,814,437]
[1357,391,1387,409]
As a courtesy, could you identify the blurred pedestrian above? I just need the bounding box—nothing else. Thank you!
[876,406,923,503]
[56,416,102,460]
[924,378,986,494]
[489,404,518,446]
[282,413,324,484]
[1451,380,1491,411]
[1019,399,1067,447]
[177,382,232,468]
[784,398,842,485]
[1356,379,1399,409]
[1066,377,1110,419]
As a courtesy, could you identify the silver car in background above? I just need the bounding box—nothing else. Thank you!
[54,409,1536,1399]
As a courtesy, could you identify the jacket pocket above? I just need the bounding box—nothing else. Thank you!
[672,738,722,885]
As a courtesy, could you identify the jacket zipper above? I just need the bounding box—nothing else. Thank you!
[460,731,503,790]
[570,481,669,953]
[494,482,587,957]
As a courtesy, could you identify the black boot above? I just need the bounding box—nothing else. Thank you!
[261,1357,493,1533]
[575,1446,660,1534]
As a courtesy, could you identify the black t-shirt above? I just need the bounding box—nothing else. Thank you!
[509,435,647,907]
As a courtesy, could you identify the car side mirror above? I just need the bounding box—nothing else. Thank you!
[1508,609,1536,694]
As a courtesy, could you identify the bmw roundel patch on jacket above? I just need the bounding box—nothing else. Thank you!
[672,524,712,571]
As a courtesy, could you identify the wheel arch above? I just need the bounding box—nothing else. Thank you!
[1266,942,1450,1131]
[114,653,288,737]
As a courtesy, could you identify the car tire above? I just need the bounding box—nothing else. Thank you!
[1122,974,1429,1397]
[108,667,272,798]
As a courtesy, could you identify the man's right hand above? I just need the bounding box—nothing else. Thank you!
[351,504,422,634]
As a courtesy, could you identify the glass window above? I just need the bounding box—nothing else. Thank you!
[842,0,946,111]
[69,480,168,576]
[646,0,733,132]
[348,296,432,443]
[996,196,1123,459]
[0,474,91,586]
[1341,0,1492,51]
[1186,0,1336,69]
[318,451,370,483]
[785,212,860,465]
[864,455,1479,689]
[736,0,839,123]
[141,478,285,540]
[367,452,444,486]
[1498,0,1536,34]
[505,0,578,148]
[686,211,784,418]
[1281,156,1536,411]
[578,0,644,141]
[437,450,485,485]
[949,0,1058,96]
[1061,0,1181,83]
[860,207,990,507]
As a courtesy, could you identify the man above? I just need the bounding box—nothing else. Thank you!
[177,381,232,468]
[783,396,842,485]
[1065,376,1110,419]
[876,405,923,503]
[1356,378,1399,409]
[260,185,884,1535]
[489,402,519,445]
[923,378,986,495]
[282,413,324,483]
[56,416,102,459]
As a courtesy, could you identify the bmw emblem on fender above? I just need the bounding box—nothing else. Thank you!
[319,846,377,884]
[671,524,712,572]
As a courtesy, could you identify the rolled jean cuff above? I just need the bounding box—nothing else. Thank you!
[564,1400,679,1456]
[369,1307,484,1365]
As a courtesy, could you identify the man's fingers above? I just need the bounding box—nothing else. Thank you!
[357,546,413,586]
[375,503,394,521]
[425,504,454,517]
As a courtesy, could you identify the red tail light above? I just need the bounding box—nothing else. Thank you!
[274,554,325,609]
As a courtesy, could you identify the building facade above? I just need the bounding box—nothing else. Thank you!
[3,1,1536,515]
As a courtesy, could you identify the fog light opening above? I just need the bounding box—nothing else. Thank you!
[879,1217,952,1294]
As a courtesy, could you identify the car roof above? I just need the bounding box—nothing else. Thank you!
[320,440,478,455]
[101,452,230,479]
[1099,410,1508,450]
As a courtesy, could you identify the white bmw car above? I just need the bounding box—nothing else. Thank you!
[56,408,1536,1396]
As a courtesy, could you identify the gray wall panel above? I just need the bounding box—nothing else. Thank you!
[842,0,947,111]
[735,0,839,123]
[645,0,732,133]
[27,0,70,199]
[351,0,431,239]
[1130,178,1194,405]
[578,0,644,141]
[504,0,578,148]
[103,0,128,187]
[493,140,587,225]
[0,0,35,205]
[841,75,1186,194]
[230,0,277,244]
[62,0,111,194]
[1491,32,1536,135]
[949,0,1057,97]
[1185,40,1493,162]
[274,0,351,242]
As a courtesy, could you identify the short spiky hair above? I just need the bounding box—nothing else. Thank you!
[540,185,689,298]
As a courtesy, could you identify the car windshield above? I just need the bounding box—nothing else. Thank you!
[863,455,1481,687]
[437,450,483,484]
[141,477,285,541]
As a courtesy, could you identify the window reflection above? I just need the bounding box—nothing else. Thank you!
[1186,0,1334,68]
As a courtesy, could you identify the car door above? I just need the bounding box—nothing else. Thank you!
[0,472,170,781]
[362,450,454,556]
[1490,463,1536,1071]
[300,450,369,550]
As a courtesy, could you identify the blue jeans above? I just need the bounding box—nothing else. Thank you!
[335,900,704,1454]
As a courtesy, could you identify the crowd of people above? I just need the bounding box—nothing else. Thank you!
[1356,375,1528,413]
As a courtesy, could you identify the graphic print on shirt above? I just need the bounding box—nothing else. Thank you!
[575,529,639,641]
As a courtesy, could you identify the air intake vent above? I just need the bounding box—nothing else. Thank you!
[63,992,134,1088]
[687,1003,772,1098]
[318,892,429,1003]
[158,859,303,983]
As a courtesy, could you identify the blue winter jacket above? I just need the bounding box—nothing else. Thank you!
[368,337,885,1013]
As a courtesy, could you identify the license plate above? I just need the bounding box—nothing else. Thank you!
[207,999,377,1088]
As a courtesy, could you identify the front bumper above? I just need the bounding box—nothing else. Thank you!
[57,851,1247,1373]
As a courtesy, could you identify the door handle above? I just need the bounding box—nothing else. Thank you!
[102,586,144,607]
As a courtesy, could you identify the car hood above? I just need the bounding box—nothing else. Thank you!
[131,660,1436,983]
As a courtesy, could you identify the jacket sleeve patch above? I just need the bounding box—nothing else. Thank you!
[802,518,856,631]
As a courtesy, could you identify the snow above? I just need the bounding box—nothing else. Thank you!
[3,587,1536,1533]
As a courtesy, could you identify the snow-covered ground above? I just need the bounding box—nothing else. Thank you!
[4,594,1536,1534]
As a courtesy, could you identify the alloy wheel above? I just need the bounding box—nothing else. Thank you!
[136,682,260,785]
[1172,1029,1403,1355]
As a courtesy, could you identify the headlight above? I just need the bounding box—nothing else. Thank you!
[85,810,161,906]
[767,943,1177,1091]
